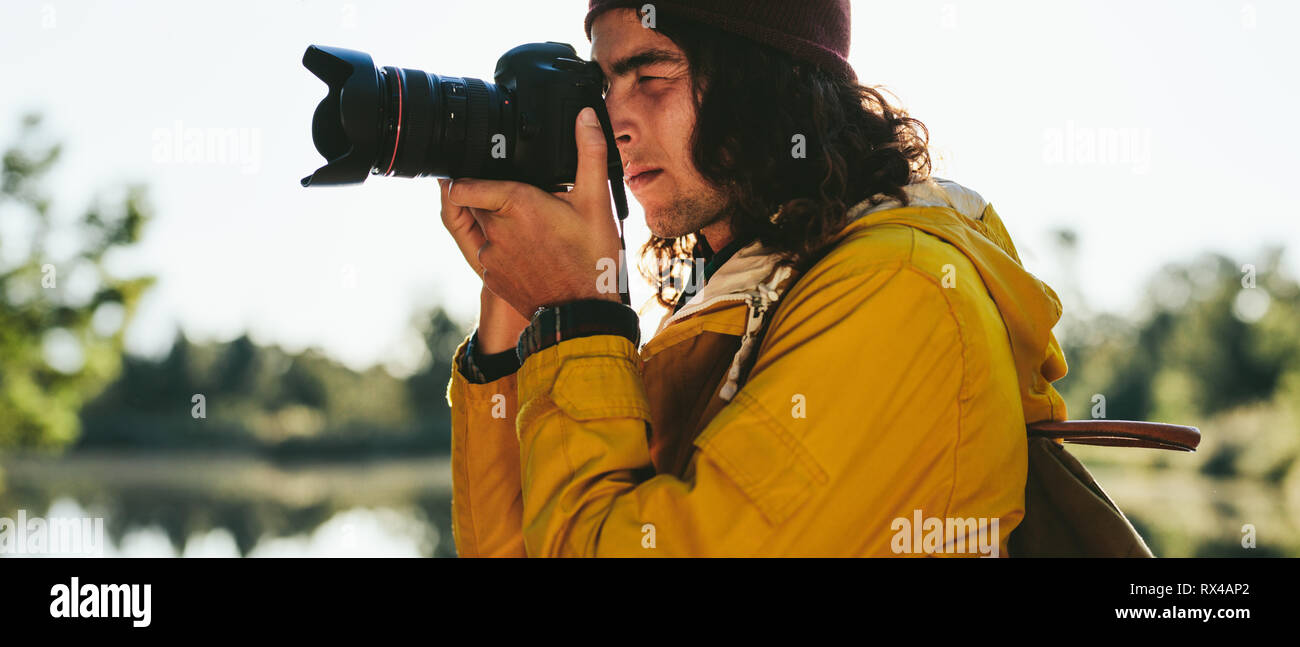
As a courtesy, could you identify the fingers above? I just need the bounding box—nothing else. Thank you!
[438,178,474,232]
[438,178,487,275]
[467,207,497,239]
[571,107,611,211]
[447,177,536,216]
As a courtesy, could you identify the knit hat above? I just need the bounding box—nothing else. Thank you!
[584,0,856,81]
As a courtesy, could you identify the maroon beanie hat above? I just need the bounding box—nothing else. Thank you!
[584,0,856,81]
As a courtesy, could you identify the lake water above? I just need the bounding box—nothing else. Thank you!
[0,453,455,557]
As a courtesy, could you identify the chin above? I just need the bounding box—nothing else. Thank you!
[639,205,666,234]
[643,211,682,239]
[639,192,713,239]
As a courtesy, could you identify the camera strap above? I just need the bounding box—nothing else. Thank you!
[592,100,633,308]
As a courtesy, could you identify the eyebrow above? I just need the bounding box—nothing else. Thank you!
[601,47,686,78]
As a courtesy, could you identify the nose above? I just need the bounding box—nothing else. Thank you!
[604,93,635,155]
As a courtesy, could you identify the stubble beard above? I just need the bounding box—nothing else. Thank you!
[646,188,730,240]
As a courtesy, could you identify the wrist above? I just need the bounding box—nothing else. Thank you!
[478,287,531,354]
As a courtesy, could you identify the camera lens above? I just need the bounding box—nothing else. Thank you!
[301,45,514,187]
[375,68,512,180]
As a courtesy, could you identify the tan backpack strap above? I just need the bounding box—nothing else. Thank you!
[1027,420,1200,452]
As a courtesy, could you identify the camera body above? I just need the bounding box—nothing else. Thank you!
[301,41,619,193]
[491,42,606,189]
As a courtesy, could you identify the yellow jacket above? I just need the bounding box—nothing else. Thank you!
[446,178,1069,557]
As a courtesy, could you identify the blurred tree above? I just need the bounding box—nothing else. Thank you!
[1057,247,1300,424]
[76,310,467,459]
[0,114,154,450]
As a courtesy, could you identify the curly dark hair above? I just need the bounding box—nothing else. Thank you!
[637,14,933,309]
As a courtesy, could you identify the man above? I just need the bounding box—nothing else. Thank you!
[438,0,1070,557]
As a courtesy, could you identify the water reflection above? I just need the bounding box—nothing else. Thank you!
[0,455,456,557]
[85,505,436,557]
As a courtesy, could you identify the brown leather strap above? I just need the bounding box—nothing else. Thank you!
[1027,420,1200,452]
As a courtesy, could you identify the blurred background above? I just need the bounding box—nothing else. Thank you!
[1,0,1297,557]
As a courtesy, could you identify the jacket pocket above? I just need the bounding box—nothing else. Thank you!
[693,391,829,526]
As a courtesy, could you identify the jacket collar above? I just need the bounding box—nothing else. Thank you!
[658,177,989,331]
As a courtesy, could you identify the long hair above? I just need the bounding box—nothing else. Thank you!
[638,15,933,308]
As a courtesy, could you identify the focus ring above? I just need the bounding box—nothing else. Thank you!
[462,77,491,178]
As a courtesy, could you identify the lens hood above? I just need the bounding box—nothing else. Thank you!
[300,45,382,186]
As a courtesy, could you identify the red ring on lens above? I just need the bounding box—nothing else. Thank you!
[383,68,405,176]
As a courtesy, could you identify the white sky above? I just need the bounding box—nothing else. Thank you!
[2,0,1297,374]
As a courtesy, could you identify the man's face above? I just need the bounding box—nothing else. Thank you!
[590,9,728,239]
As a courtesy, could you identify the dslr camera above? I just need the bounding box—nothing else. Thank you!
[300,41,626,214]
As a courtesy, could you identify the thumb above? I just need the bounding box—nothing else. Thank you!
[572,107,611,210]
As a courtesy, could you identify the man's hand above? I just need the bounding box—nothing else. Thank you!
[437,175,530,354]
[445,107,623,316]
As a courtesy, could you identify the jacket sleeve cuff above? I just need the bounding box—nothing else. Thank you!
[517,334,647,422]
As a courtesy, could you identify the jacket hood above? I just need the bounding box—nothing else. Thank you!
[655,176,1069,423]
[847,177,1069,423]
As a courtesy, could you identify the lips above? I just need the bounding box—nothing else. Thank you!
[624,165,663,192]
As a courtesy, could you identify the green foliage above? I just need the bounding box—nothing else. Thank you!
[1057,247,1300,425]
[0,114,155,450]
[76,307,469,459]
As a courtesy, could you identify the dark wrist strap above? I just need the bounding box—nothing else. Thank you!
[516,299,640,364]
[459,331,523,384]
